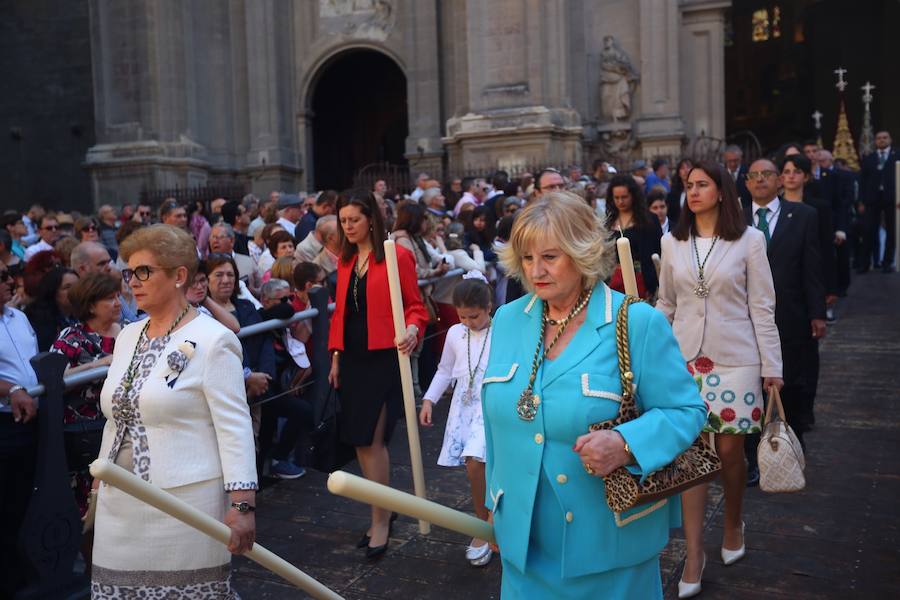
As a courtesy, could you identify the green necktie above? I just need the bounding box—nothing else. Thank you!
[756,207,771,244]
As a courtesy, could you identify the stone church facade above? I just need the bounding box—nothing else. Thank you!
[84,0,730,204]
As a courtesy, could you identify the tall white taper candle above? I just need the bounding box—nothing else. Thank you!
[383,239,431,534]
[616,237,640,296]
[328,471,494,543]
[89,460,342,600]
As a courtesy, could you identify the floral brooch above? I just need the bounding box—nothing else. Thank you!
[165,340,196,388]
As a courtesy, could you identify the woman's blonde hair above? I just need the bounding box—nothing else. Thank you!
[270,257,294,284]
[119,224,199,279]
[499,191,614,292]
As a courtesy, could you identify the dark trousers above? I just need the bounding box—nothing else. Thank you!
[0,414,37,598]
[835,241,851,293]
[864,196,896,267]
[259,393,312,464]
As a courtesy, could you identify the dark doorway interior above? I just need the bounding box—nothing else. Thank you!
[310,50,408,191]
[725,0,898,156]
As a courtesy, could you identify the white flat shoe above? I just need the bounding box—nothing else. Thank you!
[677,553,705,599]
[465,542,492,566]
[721,521,746,566]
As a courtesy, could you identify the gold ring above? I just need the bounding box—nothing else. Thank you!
[583,463,595,475]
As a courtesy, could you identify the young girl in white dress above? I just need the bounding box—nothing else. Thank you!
[418,272,493,567]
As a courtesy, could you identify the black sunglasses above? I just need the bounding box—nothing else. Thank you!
[42,225,59,231]
[0,271,12,282]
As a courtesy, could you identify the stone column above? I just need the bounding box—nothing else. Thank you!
[443,0,582,174]
[679,0,730,143]
[634,0,685,158]
[403,0,445,180]
[84,0,212,206]
[243,0,302,194]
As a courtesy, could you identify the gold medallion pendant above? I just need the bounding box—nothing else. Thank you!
[693,279,710,298]
[517,390,538,421]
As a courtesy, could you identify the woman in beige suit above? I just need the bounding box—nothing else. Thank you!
[656,162,783,598]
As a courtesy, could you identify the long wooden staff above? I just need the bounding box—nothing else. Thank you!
[90,460,343,600]
[383,239,430,534]
[328,471,494,544]
[616,237,640,296]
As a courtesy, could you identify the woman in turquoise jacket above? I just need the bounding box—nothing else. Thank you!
[483,191,706,599]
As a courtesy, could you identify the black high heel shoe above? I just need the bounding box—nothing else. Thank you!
[365,513,397,560]
[356,512,397,549]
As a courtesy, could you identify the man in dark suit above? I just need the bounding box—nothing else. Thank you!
[743,158,826,482]
[817,149,855,295]
[859,130,898,273]
[723,145,751,205]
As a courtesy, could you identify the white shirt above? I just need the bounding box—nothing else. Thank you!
[752,197,782,238]
[410,187,426,202]
[24,239,54,262]
[660,217,671,235]
[276,217,297,238]
[0,306,39,412]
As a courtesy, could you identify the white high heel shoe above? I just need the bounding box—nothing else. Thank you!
[677,553,706,599]
[465,541,492,567]
[721,521,746,566]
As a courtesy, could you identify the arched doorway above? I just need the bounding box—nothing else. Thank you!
[310,49,408,191]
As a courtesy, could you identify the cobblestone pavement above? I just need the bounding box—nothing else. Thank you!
[233,271,900,599]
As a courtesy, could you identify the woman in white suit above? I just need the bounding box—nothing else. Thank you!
[656,162,783,598]
[92,225,257,599]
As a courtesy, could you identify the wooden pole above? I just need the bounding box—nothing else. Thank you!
[616,237,640,296]
[383,239,431,534]
[328,471,494,544]
[89,460,343,600]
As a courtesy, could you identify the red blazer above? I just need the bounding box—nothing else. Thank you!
[328,245,428,352]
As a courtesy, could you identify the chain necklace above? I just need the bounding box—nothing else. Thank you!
[352,252,370,312]
[120,304,191,395]
[516,288,593,421]
[691,234,719,298]
[465,321,491,403]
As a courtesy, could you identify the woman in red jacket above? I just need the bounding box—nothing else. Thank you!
[328,189,428,560]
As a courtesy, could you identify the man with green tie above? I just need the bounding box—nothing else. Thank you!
[742,158,825,482]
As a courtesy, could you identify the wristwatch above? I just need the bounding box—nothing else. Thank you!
[230,501,256,513]
[2,384,25,406]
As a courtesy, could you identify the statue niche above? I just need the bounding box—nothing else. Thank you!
[598,35,639,123]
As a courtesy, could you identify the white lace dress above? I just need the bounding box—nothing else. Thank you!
[424,322,491,466]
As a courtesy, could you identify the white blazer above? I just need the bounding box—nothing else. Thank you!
[98,313,258,489]
[656,228,782,378]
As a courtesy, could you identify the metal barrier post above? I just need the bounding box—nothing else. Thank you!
[17,352,87,599]
[294,287,332,464]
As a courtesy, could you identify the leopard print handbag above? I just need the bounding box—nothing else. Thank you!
[590,296,721,516]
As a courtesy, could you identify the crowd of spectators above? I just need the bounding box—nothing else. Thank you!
[0,131,893,593]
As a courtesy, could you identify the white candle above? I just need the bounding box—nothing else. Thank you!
[383,239,431,535]
[651,252,661,278]
[616,237,640,296]
[328,470,495,543]
[89,460,342,600]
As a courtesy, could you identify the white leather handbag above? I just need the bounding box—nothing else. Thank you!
[757,386,806,493]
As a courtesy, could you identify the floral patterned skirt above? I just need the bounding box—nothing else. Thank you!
[687,356,763,435]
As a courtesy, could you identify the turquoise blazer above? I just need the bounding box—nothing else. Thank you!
[482,283,706,578]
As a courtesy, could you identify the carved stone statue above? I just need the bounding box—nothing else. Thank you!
[599,35,639,123]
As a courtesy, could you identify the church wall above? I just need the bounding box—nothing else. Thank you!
[0,0,95,211]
